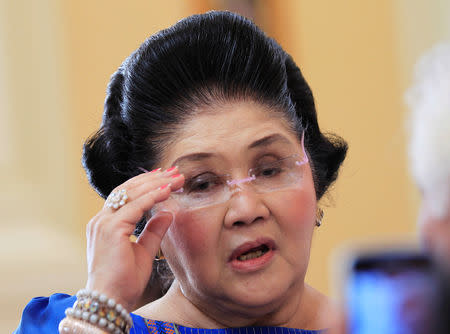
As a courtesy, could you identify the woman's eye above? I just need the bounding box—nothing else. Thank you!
[254,160,285,178]
[186,173,222,193]
[260,166,282,177]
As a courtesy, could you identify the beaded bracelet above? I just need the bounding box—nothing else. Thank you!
[59,317,109,334]
[59,289,133,334]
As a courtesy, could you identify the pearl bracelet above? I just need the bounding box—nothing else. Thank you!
[59,289,133,334]
[59,317,109,334]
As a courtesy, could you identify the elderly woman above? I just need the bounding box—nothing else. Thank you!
[15,11,347,334]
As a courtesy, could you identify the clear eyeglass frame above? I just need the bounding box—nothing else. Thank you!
[155,133,310,211]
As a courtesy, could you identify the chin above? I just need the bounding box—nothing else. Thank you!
[223,274,299,311]
[233,291,285,310]
[216,290,291,321]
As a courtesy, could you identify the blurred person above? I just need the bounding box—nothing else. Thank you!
[14,11,347,334]
[406,41,450,334]
[405,41,450,266]
[329,41,450,334]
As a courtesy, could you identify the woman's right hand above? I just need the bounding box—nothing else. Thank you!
[84,167,184,312]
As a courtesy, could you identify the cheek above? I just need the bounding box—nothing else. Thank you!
[274,189,316,230]
[271,173,317,232]
[269,184,316,271]
[162,208,222,262]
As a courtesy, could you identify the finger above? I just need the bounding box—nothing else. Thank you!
[112,185,173,227]
[118,166,179,191]
[106,169,161,201]
[104,170,183,212]
[96,182,176,241]
[130,173,184,200]
[91,185,173,242]
[136,211,174,255]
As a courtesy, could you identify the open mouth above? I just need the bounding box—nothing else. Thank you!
[229,239,276,271]
[237,244,270,261]
[230,239,276,262]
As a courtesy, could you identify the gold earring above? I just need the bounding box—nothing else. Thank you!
[316,208,324,227]
[155,249,165,260]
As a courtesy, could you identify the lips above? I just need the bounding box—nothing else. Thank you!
[229,238,276,271]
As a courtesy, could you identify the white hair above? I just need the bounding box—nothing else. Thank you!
[406,42,450,218]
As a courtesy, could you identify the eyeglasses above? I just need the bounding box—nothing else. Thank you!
[170,153,309,210]
[154,136,310,211]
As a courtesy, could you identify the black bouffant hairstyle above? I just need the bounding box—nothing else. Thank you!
[83,10,347,210]
[82,11,347,295]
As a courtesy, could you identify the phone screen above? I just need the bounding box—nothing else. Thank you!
[346,252,437,334]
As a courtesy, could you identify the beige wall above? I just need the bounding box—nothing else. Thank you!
[2,0,449,332]
[1,0,82,330]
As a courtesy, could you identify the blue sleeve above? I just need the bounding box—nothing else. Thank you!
[14,293,76,334]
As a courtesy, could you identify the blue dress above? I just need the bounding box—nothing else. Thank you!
[14,294,325,334]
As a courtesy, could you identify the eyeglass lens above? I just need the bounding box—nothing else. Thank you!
[170,153,308,209]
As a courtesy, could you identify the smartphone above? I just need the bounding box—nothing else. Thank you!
[344,250,438,334]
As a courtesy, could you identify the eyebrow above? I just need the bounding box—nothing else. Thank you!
[172,133,292,166]
[172,152,215,167]
[248,133,291,149]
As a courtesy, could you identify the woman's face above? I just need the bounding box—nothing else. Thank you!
[158,101,317,313]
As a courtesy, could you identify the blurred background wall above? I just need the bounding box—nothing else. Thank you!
[1,0,449,331]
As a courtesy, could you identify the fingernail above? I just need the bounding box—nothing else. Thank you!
[171,173,182,178]
[138,167,149,173]
[151,168,162,173]
[166,166,177,172]
[158,183,171,190]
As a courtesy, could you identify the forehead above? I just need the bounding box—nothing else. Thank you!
[160,101,300,166]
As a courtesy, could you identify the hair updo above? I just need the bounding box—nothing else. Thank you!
[82,10,347,295]
[83,11,347,206]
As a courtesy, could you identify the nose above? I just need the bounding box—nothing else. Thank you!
[223,186,270,228]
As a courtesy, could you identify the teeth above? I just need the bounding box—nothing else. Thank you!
[237,249,265,261]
